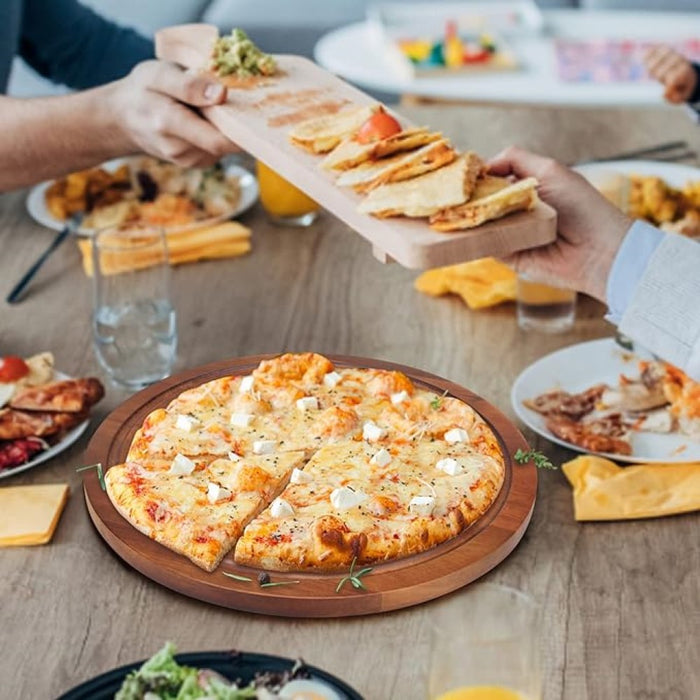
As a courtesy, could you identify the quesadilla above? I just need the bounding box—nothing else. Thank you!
[321,128,441,171]
[336,139,456,193]
[357,152,483,219]
[288,105,378,154]
[430,176,539,232]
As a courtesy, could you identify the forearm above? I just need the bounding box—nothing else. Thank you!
[0,86,132,191]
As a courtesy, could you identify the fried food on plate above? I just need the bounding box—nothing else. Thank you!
[10,378,105,414]
[288,105,378,154]
[357,152,483,218]
[430,176,538,231]
[0,408,89,441]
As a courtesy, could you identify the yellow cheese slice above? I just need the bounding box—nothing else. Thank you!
[0,484,69,546]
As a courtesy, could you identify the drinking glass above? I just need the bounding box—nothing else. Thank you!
[428,583,542,700]
[517,275,576,333]
[91,226,177,389]
[256,160,320,226]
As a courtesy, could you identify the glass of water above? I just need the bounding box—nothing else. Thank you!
[91,226,177,389]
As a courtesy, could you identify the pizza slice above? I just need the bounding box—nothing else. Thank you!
[288,105,378,154]
[10,377,104,413]
[0,408,88,441]
[546,413,632,456]
[105,450,307,572]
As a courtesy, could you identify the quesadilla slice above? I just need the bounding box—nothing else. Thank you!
[430,176,539,232]
[357,152,483,219]
[321,128,441,171]
[288,105,378,154]
[336,139,456,193]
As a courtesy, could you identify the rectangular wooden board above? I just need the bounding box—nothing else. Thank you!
[155,24,556,269]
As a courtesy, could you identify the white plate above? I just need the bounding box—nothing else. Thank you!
[575,159,700,189]
[0,371,90,481]
[511,337,700,464]
[26,158,259,236]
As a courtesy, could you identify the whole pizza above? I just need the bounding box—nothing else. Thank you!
[105,353,505,572]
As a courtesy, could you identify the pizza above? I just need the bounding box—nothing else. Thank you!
[104,353,506,573]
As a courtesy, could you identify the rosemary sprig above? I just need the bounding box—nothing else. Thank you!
[514,448,557,470]
[222,572,253,582]
[335,556,373,593]
[76,462,106,491]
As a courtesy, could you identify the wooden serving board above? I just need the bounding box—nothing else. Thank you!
[83,355,537,618]
[154,24,556,269]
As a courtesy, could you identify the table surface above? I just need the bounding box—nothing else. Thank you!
[2,104,700,700]
[315,9,700,106]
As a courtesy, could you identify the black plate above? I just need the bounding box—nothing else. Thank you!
[56,650,364,700]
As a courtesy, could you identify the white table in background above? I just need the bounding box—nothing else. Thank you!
[315,9,700,106]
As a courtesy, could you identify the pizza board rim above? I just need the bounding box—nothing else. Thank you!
[83,353,537,618]
[154,25,557,269]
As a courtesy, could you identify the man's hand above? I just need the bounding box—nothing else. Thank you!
[488,147,632,302]
[106,60,238,167]
[644,46,698,104]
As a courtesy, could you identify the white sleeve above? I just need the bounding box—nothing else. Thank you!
[616,231,700,380]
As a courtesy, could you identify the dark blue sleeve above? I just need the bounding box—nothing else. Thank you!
[19,0,154,89]
[688,63,700,105]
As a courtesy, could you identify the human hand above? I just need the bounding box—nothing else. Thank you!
[106,60,237,167]
[488,147,632,302]
[644,46,698,104]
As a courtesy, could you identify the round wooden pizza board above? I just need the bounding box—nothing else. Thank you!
[83,354,537,618]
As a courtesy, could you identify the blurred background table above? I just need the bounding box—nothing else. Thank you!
[1,104,699,700]
[315,9,700,106]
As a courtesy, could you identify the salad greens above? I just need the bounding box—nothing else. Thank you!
[115,643,256,700]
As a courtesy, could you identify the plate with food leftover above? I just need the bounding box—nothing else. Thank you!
[152,24,556,268]
[0,352,105,480]
[57,642,362,700]
[575,160,700,239]
[82,352,536,617]
[26,157,258,236]
[512,338,700,463]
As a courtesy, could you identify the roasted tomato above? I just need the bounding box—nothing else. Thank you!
[356,110,402,144]
[0,356,29,382]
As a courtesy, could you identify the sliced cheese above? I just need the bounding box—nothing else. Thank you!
[230,413,254,428]
[370,448,392,467]
[409,495,435,516]
[330,486,367,510]
[270,497,295,518]
[391,390,409,405]
[175,414,200,433]
[362,421,386,442]
[239,375,254,393]
[296,396,319,411]
[0,484,69,547]
[170,454,196,476]
[253,440,276,455]
[290,467,311,484]
[436,457,462,476]
[323,371,342,388]
[444,428,468,444]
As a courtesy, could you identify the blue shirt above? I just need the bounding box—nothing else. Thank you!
[0,0,153,94]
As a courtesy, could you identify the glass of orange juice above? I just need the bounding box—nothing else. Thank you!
[256,160,320,227]
[428,583,541,700]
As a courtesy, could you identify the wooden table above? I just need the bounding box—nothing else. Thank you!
[1,105,699,700]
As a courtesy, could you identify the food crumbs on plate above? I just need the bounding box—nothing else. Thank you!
[672,444,687,455]
[268,100,352,128]
[0,484,69,546]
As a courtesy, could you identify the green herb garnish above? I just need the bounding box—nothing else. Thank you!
[260,581,301,588]
[430,390,449,411]
[222,572,253,582]
[76,462,106,491]
[335,556,373,593]
[514,448,557,470]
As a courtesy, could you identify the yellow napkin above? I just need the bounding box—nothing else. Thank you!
[78,221,252,276]
[414,258,516,309]
[562,455,700,521]
[0,484,69,546]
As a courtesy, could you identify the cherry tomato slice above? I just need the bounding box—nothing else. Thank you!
[0,355,29,382]
[356,110,402,144]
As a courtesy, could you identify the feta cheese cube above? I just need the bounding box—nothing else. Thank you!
[323,371,342,388]
[253,439,276,455]
[391,390,409,405]
[169,454,196,476]
[270,497,295,518]
[239,375,254,393]
[330,486,367,510]
[409,495,435,516]
[444,428,468,444]
[227,451,241,462]
[230,413,254,428]
[175,414,200,433]
[436,458,462,476]
[290,467,312,484]
[370,448,392,467]
[207,482,231,504]
[362,420,386,442]
[296,396,319,411]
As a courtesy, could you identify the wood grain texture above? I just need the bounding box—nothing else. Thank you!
[83,354,536,617]
[0,105,699,700]
[154,24,557,268]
